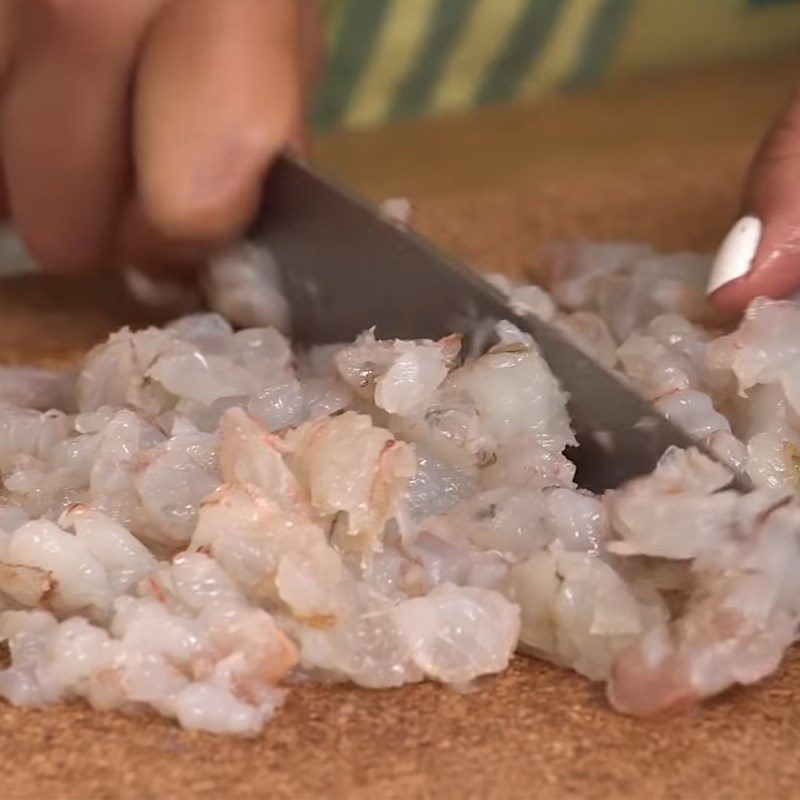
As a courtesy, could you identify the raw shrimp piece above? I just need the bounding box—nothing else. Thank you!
[281,411,416,548]
[544,487,607,553]
[617,332,695,401]
[167,552,244,611]
[425,487,557,558]
[404,530,509,594]
[606,448,739,561]
[202,604,298,690]
[0,561,53,607]
[77,327,177,417]
[655,390,732,439]
[643,252,717,324]
[173,682,266,736]
[166,312,236,347]
[551,552,666,680]
[647,314,726,394]
[247,377,306,431]
[391,383,494,470]
[391,323,574,478]
[734,383,797,443]
[708,298,800,396]
[539,240,656,310]
[147,348,257,410]
[1,519,113,618]
[479,433,576,490]
[449,324,574,454]
[0,502,29,533]
[298,343,345,378]
[114,596,296,710]
[711,383,800,489]
[60,507,157,595]
[392,583,519,683]
[90,409,159,527]
[300,376,354,421]
[556,312,618,369]
[389,322,573,474]
[746,431,800,491]
[505,552,559,655]
[217,408,305,511]
[617,314,722,400]
[507,548,664,679]
[294,578,423,688]
[0,610,65,704]
[486,273,557,321]
[77,315,295,432]
[379,197,412,228]
[124,268,202,314]
[654,389,748,474]
[102,648,189,717]
[334,328,460,415]
[404,446,477,520]
[702,430,749,474]
[0,406,70,473]
[234,326,294,372]
[540,241,718,339]
[651,386,747,475]
[134,427,220,544]
[202,242,291,333]
[0,591,295,735]
[706,300,800,487]
[595,251,718,335]
[0,367,75,412]
[609,503,800,716]
[127,590,266,651]
[191,483,342,618]
[42,617,121,698]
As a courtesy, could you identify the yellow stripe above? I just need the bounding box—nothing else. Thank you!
[611,0,800,78]
[320,0,347,47]
[517,0,604,100]
[429,0,529,116]
[318,0,348,62]
[343,0,438,128]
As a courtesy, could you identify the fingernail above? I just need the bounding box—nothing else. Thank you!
[706,215,762,295]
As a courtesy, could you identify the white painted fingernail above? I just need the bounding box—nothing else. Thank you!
[706,215,762,295]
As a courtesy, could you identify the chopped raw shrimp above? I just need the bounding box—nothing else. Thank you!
[7,235,800,735]
[281,411,416,549]
[608,502,800,716]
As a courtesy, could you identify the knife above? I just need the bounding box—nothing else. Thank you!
[254,156,749,494]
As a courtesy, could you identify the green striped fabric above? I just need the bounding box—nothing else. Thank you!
[312,0,390,128]
[562,0,635,90]
[388,0,477,123]
[475,0,564,105]
[312,0,800,131]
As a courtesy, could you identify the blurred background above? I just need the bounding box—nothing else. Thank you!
[310,0,800,203]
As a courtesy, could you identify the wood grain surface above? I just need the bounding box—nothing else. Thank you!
[1,55,800,800]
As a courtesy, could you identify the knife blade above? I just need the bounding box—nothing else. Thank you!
[253,156,749,493]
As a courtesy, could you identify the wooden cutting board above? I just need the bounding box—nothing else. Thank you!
[2,55,800,800]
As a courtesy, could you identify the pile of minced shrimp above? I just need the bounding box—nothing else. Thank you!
[1,232,800,736]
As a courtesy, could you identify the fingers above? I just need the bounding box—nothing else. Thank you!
[708,88,800,313]
[0,0,163,273]
[0,0,312,275]
[133,0,304,247]
[299,0,324,128]
[115,198,204,278]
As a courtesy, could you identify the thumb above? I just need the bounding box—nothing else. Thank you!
[707,88,800,314]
